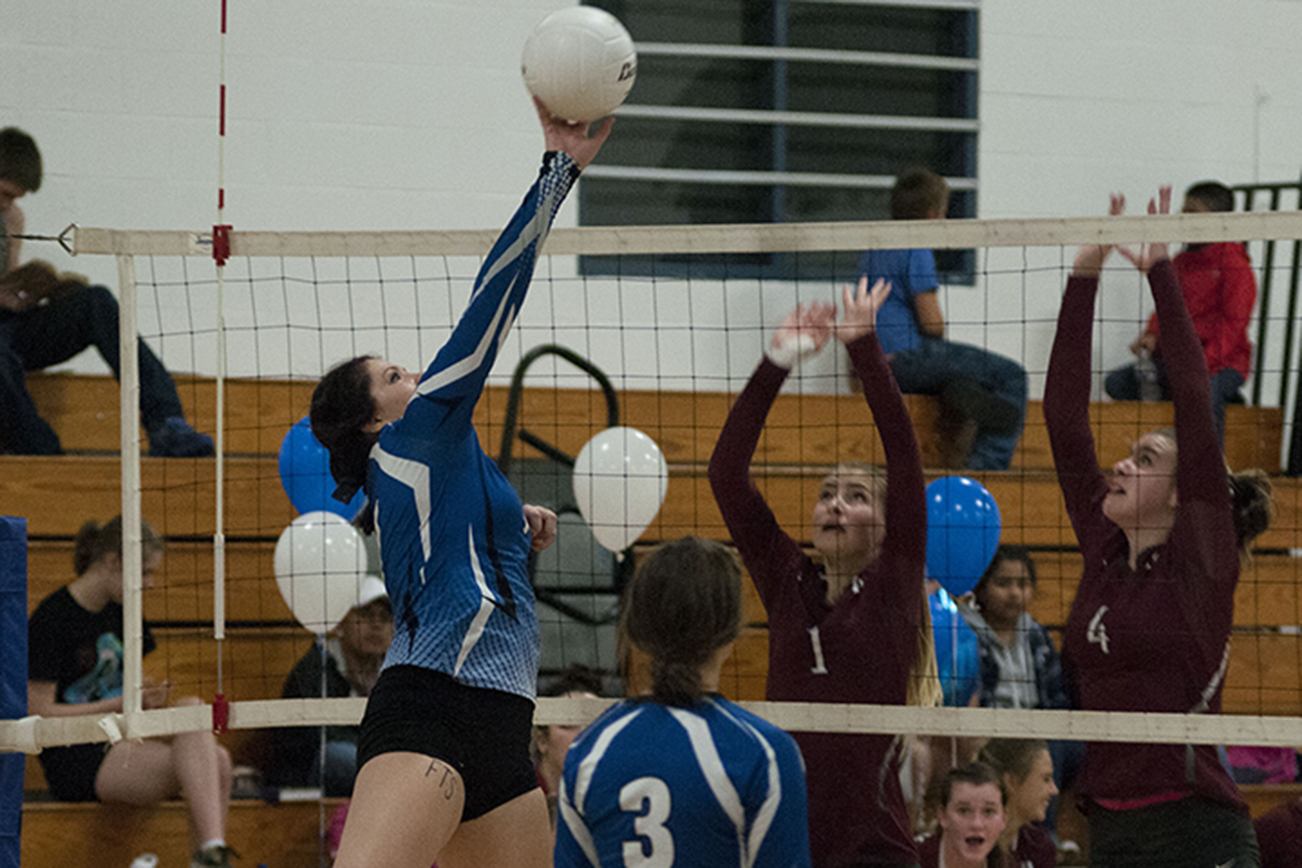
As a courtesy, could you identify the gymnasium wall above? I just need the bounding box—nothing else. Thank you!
[3,0,1302,403]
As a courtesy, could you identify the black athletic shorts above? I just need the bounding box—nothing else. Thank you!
[1088,796,1261,867]
[355,665,538,822]
[39,743,107,802]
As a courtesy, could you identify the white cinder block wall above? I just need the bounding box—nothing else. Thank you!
[4,0,1302,413]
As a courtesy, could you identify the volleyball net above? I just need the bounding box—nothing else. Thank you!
[4,208,1302,761]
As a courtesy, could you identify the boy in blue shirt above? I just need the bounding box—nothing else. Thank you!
[857,169,1027,470]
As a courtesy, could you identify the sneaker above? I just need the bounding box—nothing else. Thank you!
[148,416,215,457]
[940,378,1021,433]
[190,844,237,868]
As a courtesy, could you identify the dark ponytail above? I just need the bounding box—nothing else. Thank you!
[621,537,742,706]
[310,355,380,528]
[1230,469,1273,553]
[73,515,163,576]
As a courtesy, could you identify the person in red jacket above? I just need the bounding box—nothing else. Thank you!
[1104,181,1256,444]
[709,278,932,867]
[1046,188,1274,867]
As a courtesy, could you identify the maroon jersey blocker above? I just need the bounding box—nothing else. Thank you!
[1045,260,1244,812]
[709,333,926,865]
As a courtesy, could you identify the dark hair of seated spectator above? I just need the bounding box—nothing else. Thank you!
[26,516,236,868]
[0,127,42,193]
[267,576,392,796]
[917,762,1009,868]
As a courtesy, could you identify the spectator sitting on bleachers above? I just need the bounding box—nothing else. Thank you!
[0,126,213,457]
[1104,180,1257,445]
[27,516,234,868]
[267,576,391,797]
[961,546,1068,711]
[856,168,1027,470]
[961,546,1080,839]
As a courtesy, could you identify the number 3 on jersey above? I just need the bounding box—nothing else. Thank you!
[619,777,673,867]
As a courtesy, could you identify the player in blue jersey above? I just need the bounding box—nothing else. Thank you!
[555,537,812,868]
[309,99,613,868]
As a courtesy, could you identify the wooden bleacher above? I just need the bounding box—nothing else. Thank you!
[20,800,343,867]
[9,372,1302,864]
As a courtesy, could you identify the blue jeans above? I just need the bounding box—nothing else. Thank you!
[0,284,185,454]
[888,338,1027,470]
[1104,360,1245,446]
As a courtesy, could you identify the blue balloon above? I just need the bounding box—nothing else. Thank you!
[930,587,980,707]
[925,475,1001,598]
[278,416,365,520]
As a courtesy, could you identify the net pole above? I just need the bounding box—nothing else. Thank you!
[117,253,143,719]
[212,0,230,678]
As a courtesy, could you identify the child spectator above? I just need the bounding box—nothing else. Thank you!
[962,547,1067,712]
[962,547,1080,837]
[27,516,234,868]
[857,168,1027,470]
[917,762,1010,868]
[0,127,213,457]
[1105,180,1257,444]
[267,576,391,796]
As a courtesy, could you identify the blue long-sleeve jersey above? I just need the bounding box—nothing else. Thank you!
[369,150,579,699]
[555,696,811,868]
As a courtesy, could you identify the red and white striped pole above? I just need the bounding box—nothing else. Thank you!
[211,0,230,735]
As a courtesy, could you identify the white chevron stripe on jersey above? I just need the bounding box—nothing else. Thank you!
[669,707,746,864]
[557,777,601,867]
[417,276,518,398]
[475,187,559,299]
[453,524,497,678]
[712,699,783,868]
[574,708,642,813]
[371,444,432,575]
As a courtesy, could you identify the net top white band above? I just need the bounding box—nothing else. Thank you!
[71,210,1302,259]
[3,698,1299,754]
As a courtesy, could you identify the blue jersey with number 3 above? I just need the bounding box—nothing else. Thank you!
[555,696,811,868]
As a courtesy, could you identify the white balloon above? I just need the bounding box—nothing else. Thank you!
[572,426,668,553]
[273,511,369,634]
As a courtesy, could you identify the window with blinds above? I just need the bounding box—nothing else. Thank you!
[579,0,979,280]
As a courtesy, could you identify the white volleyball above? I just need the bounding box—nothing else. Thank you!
[522,6,637,123]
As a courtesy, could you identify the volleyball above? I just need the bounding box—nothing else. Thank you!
[521,6,637,123]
